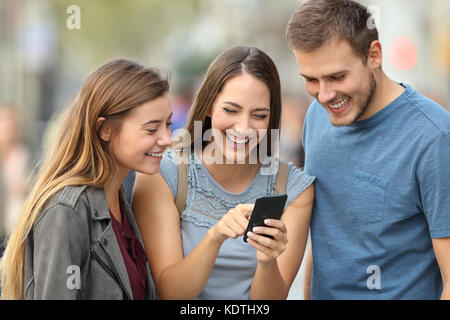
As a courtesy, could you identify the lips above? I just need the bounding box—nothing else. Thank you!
[327,97,351,114]
[226,133,249,149]
[145,151,164,158]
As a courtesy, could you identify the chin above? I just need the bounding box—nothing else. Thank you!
[226,151,255,165]
[329,110,361,127]
[136,165,161,176]
[330,117,356,127]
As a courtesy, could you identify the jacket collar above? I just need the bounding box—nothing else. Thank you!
[86,185,146,248]
[87,186,112,221]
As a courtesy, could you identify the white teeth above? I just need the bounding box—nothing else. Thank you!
[227,135,249,145]
[146,152,163,157]
[329,97,349,109]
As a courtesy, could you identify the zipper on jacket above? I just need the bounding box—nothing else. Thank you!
[95,240,132,300]
[90,248,119,283]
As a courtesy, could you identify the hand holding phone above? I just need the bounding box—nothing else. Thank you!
[243,194,287,242]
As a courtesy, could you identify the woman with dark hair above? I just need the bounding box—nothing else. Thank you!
[0,58,173,299]
[133,46,315,299]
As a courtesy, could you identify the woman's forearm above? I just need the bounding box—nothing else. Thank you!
[250,260,290,300]
[156,230,222,299]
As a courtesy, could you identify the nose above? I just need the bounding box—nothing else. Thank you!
[234,114,251,135]
[317,81,337,105]
[158,126,173,147]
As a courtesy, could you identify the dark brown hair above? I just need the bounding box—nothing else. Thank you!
[286,0,379,63]
[181,46,282,156]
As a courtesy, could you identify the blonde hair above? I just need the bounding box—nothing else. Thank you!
[0,58,169,299]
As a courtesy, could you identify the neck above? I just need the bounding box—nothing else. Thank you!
[103,167,128,223]
[201,149,261,193]
[363,71,405,120]
[207,161,260,176]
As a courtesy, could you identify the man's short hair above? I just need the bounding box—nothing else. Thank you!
[286,0,379,63]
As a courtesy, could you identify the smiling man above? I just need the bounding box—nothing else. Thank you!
[286,0,450,299]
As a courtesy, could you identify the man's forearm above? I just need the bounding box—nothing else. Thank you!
[303,242,313,300]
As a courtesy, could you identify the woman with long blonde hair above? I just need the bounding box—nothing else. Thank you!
[0,58,173,299]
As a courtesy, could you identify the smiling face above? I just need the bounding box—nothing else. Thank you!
[294,38,378,127]
[103,92,173,178]
[206,72,271,164]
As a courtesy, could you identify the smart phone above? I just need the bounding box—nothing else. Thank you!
[243,193,288,243]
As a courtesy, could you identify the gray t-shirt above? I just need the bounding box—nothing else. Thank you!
[160,150,315,299]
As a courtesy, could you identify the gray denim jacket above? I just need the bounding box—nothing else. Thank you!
[23,185,156,300]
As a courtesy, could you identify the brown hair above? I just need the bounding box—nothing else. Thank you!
[286,0,379,63]
[180,46,281,156]
[0,58,169,299]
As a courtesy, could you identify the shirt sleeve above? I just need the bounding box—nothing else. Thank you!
[159,149,179,198]
[417,132,450,238]
[31,203,87,299]
[302,101,318,174]
[302,105,310,154]
[285,162,316,208]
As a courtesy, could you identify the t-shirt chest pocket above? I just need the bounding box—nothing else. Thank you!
[350,170,388,224]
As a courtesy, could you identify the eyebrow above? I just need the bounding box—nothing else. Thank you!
[142,112,173,126]
[300,70,349,80]
[223,101,270,112]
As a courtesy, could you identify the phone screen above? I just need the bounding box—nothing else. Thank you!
[243,194,287,242]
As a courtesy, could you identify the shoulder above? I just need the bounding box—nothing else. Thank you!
[55,185,89,208]
[283,161,315,207]
[159,149,181,196]
[395,85,450,161]
[303,100,329,144]
[29,186,91,262]
[403,84,450,134]
[35,185,91,229]
[160,148,180,172]
[286,161,315,186]
[305,100,327,123]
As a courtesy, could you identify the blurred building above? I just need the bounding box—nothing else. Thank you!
[1,0,448,162]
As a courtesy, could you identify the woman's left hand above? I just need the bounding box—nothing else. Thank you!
[246,219,288,264]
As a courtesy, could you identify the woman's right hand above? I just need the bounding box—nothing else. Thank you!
[208,204,254,244]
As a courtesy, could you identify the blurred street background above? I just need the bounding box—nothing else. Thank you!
[0,0,449,299]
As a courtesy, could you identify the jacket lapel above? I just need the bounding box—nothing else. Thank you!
[87,187,133,300]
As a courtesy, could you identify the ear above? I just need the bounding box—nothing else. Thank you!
[96,117,112,142]
[367,40,383,69]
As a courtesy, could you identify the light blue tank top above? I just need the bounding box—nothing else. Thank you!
[160,149,315,299]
